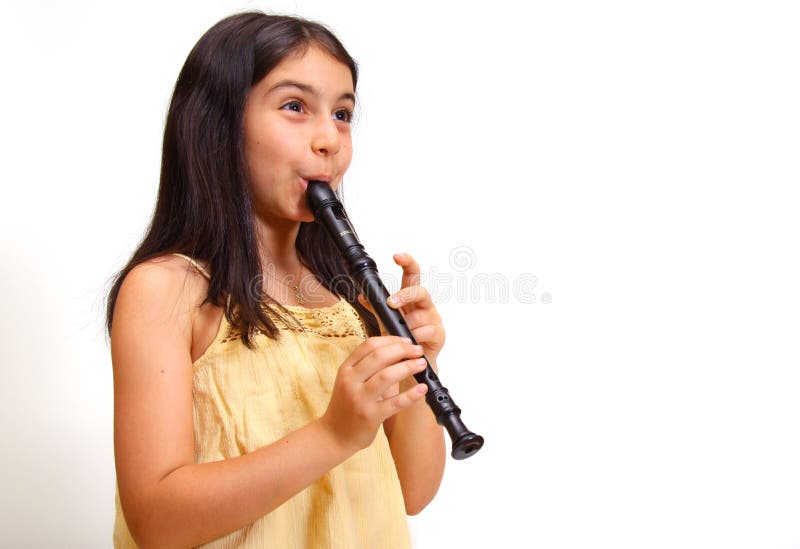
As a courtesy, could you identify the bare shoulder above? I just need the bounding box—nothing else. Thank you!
[118,255,209,315]
[123,254,210,296]
[112,255,212,360]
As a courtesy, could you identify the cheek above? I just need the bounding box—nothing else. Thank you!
[244,113,297,163]
[339,138,354,170]
[246,131,292,176]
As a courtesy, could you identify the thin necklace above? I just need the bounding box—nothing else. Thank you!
[265,260,306,305]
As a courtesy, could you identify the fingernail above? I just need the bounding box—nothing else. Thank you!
[413,345,423,352]
[388,296,399,305]
[416,384,427,394]
[401,337,412,343]
[415,358,427,365]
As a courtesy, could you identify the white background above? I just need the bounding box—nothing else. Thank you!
[1,1,799,547]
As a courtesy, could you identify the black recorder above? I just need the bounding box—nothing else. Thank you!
[306,181,483,460]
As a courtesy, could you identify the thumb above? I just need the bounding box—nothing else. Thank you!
[359,293,388,336]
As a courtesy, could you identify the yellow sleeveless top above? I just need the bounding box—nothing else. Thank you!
[113,254,411,548]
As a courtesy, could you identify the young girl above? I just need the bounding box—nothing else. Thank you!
[106,11,446,548]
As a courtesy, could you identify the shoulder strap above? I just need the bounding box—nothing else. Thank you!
[172,253,211,280]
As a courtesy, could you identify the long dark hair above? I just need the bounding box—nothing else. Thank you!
[105,11,379,347]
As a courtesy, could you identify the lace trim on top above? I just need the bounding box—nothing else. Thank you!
[219,299,368,343]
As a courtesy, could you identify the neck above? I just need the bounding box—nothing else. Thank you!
[254,216,303,270]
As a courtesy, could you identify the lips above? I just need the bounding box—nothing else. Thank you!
[302,175,332,184]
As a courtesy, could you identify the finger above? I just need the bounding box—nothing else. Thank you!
[377,382,428,418]
[350,339,424,382]
[359,295,388,336]
[363,356,428,399]
[397,308,436,330]
[387,285,433,310]
[345,336,413,371]
[393,252,421,288]
[407,323,444,345]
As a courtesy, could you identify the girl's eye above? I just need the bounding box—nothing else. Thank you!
[281,101,352,123]
[333,109,354,123]
[281,100,304,113]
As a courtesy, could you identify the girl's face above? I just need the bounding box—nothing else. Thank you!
[243,45,355,224]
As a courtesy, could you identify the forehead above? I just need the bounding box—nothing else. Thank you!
[258,45,354,94]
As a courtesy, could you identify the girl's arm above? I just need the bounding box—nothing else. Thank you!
[383,366,447,515]
[367,252,448,515]
[113,258,426,548]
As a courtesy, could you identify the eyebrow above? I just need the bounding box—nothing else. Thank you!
[267,79,356,104]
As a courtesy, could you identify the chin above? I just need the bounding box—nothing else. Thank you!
[297,208,316,224]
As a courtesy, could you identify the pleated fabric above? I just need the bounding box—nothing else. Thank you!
[113,255,410,548]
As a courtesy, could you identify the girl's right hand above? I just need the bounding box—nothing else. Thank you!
[320,336,429,453]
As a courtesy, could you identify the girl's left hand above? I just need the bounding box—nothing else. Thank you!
[358,253,446,367]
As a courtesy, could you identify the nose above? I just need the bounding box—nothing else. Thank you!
[311,117,341,156]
